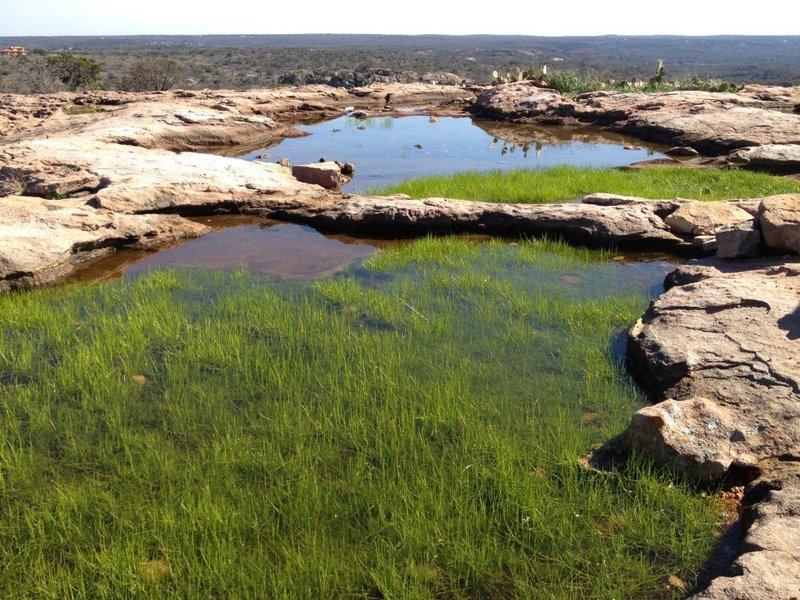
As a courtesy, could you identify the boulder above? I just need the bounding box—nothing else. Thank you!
[729,144,800,172]
[665,146,700,157]
[759,194,800,254]
[627,398,772,482]
[291,162,345,189]
[716,221,761,258]
[470,82,572,122]
[664,201,753,236]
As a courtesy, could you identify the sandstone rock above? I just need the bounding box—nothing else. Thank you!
[627,398,775,482]
[471,87,800,155]
[665,201,754,236]
[743,474,800,560]
[730,144,800,172]
[470,82,571,122]
[267,194,687,251]
[570,92,800,155]
[627,260,800,478]
[291,162,344,189]
[716,221,761,258]
[759,194,800,254]
[689,549,800,599]
[665,146,700,157]
[281,127,311,138]
[692,235,717,253]
[738,84,800,110]
[0,196,208,291]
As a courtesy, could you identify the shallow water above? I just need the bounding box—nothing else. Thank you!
[240,115,668,192]
[67,215,675,295]
[68,217,392,283]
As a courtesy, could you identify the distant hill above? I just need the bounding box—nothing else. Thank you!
[1,34,798,90]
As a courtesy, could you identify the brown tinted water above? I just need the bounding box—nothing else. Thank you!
[66,216,406,283]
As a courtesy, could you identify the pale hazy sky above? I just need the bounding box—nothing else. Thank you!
[1,0,798,37]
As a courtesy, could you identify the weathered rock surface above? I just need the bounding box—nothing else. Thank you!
[689,470,800,599]
[729,144,800,172]
[665,201,754,236]
[759,194,800,254]
[627,259,800,597]
[627,260,800,469]
[470,82,571,121]
[716,221,761,259]
[572,91,800,155]
[738,84,800,111]
[0,195,208,291]
[628,397,784,482]
[2,136,327,215]
[291,162,345,189]
[470,83,800,166]
[266,195,687,250]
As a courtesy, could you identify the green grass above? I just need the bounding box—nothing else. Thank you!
[0,238,722,599]
[372,166,800,204]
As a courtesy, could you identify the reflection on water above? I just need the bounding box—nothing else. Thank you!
[67,217,396,283]
[66,216,677,289]
[240,115,668,192]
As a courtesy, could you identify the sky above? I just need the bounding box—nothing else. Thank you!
[1,0,798,37]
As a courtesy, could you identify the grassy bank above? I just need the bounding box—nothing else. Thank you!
[372,166,800,203]
[0,238,721,598]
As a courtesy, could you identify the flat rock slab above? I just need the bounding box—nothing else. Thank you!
[0,195,208,290]
[266,195,687,250]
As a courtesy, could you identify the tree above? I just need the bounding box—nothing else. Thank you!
[45,53,102,91]
[121,57,182,91]
[12,55,62,93]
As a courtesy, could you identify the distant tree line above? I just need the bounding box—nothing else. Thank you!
[0,35,797,93]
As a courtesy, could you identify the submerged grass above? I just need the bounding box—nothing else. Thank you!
[0,238,721,599]
[372,165,800,203]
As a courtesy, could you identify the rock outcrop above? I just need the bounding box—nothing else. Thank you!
[627,260,800,424]
[626,259,800,597]
[689,469,800,600]
[266,194,687,250]
[471,82,571,121]
[0,195,208,291]
[469,82,800,171]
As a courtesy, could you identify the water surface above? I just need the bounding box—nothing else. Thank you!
[240,115,668,192]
